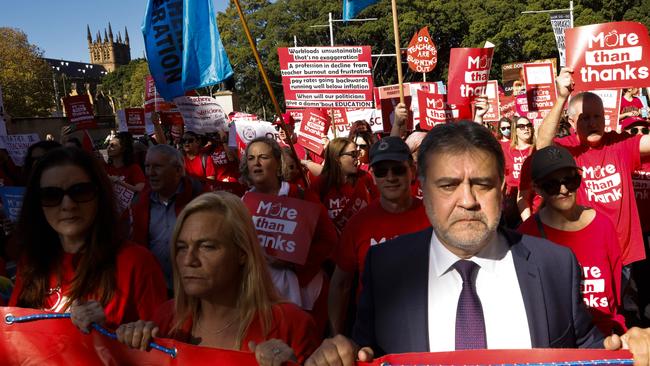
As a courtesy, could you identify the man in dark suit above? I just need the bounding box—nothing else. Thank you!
[306,121,650,366]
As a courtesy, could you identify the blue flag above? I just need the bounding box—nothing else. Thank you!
[343,0,379,21]
[142,0,234,101]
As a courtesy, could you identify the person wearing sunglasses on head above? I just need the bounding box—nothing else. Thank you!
[518,146,626,336]
[329,136,430,335]
[8,147,167,332]
[181,131,215,182]
[309,137,379,233]
[352,132,373,172]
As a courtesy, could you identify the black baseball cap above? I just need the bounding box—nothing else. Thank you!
[531,145,578,181]
[369,136,411,166]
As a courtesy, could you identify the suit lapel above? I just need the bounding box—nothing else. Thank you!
[505,229,550,348]
[401,227,432,352]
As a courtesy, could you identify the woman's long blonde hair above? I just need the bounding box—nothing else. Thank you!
[170,192,280,348]
[510,116,536,149]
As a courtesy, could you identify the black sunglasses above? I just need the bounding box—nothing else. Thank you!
[39,182,98,207]
[539,174,581,196]
[356,144,369,149]
[181,138,196,144]
[629,127,650,135]
[373,164,408,178]
[340,150,360,159]
[500,127,510,131]
[516,123,533,130]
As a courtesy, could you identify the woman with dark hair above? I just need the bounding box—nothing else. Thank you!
[105,132,146,192]
[309,137,378,233]
[22,140,62,184]
[348,120,376,144]
[241,137,336,336]
[181,131,215,182]
[8,147,167,330]
[351,131,373,172]
[115,192,319,365]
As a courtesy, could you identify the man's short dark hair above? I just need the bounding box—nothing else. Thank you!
[417,120,505,182]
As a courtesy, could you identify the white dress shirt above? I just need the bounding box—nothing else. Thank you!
[427,230,532,351]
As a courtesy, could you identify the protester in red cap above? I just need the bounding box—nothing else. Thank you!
[104,132,145,193]
[115,192,319,365]
[309,137,379,233]
[9,147,167,331]
[329,136,430,334]
[519,145,626,335]
[240,137,337,335]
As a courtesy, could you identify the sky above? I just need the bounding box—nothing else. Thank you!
[0,0,230,63]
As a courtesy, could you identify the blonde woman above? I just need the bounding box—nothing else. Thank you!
[504,116,535,226]
[115,192,319,365]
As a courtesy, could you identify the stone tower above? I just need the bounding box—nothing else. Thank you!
[87,23,131,72]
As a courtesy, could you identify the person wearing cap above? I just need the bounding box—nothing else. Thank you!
[519,145,626,335]
[328,136,430,334]
[306,121,650,366]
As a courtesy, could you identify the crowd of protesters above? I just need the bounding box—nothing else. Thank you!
[3,68,650,365]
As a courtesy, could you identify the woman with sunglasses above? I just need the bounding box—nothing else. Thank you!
[619,88,645,127]
[503,116,536,227]
[115,192,319,365]
[352,132,373,172]
[8,147,167,331]
[310,137,379,233]
[241,137,337,336]
[519,146,625,335]
[181,131,216,182]
[497,117,512,147]
[105,132,146,193]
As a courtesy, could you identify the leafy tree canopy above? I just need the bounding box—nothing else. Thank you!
[101,59,150,110]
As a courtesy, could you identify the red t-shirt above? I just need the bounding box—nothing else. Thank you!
[633,158,650,233]
[184,154,216,180]
[504,145,533,191]
[210,145,240,182]
[620,96,644,126]
[555,132,644,265]
[309,171,379,232]
[518,211,626,335]
[9,242,167,329]
[105,163,146,187]
[336,198,430,294]
[153,301,319,364]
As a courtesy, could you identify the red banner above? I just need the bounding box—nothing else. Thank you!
[523,62,557,112]
[297,109,330,156]
[0,307,258,365]
[566,21,650,91]
[144,75,175,113]
[62,95,97,129]
[278,46,374,109]
[407,27,438,73]
[242,192,320,265]
[125,108,145,135]
[447,47,494,105]
[361,349,632,365]
[417,90,472,130]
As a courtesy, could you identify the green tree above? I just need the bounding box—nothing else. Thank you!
[101,59,150,109]
[0,27,55,117]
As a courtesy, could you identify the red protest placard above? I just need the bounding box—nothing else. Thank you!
[566,21,650,91]
[242,192,319,265]
[417,90,473,130]
[278,46,374,109]
[483,80,501,122]
[62,95,96,129]
[297,108,330,155]
[590,89,622,131]
[523,62,557,112]
[407,27,438,73]
[125,108,145,135]
[447,47,494,105]
[499,94,516,120]
[375,83,414,132]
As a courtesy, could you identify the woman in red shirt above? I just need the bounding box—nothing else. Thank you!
[240,137,337,336]
[310,137,378,233]
[9,147,167,330]
[503,116,535,227]
[181,131,215,182]
[105,132,146,192]
[115,192,319,365]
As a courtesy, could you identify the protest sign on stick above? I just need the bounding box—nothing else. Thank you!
[278,46,374,109]
[483,80,501,122]
[174,96,228,134]
[230,120,278,158]
[0,134,40,166]
[417,90,473,130]
[447,47,494,105]
[297,109,331,156]
[566,21,650,91]
[550,12,571,67]
[407,27,438,76]
[62,95,97,130]
[242,192,319,265]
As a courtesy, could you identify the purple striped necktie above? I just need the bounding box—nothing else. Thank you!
[453,259,487,350]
